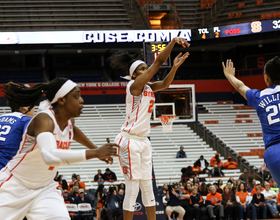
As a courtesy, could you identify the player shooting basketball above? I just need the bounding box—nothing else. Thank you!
[109,37,189,220]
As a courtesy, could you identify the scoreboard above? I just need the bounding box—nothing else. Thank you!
[191,19,280,41]
[144,41,171,67]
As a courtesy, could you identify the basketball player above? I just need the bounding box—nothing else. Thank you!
[109,37,190,220]
[0,84,35,169]
[0,78,119,220]
[223,57,280,186]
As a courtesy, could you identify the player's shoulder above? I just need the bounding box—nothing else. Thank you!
[259,85,280,98]
[1,112,24,119]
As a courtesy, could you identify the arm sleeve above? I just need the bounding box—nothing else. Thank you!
[37,132,87,166]
[177,191,182,199]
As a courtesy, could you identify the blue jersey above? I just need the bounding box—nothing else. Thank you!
[246,85,280,148]
[0,112,31,169]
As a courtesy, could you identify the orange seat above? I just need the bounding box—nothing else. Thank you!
[272,12,278,18]
[236,114,250,118]
[277,12,280,17]
[265,13,272,19]
[245,119,253,123]
[237,3,245,8]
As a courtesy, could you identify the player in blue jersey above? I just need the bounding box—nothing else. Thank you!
[222,57,280,185]
[0,82,35,170]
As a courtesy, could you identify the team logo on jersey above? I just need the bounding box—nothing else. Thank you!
[56,140,71,150]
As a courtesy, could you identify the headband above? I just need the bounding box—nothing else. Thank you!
[38,79,77,111]
[121,60,145,80]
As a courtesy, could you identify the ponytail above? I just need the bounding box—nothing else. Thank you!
[2,78,68,113]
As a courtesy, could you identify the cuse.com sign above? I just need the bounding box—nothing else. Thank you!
[0,29,191,45]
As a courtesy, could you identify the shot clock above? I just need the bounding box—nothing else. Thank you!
[144,41,171,67]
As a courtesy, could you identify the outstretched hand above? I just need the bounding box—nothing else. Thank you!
[173,52,189,69]
[173,37,190,48]
[222,59,236,78]
[96,143,119,164]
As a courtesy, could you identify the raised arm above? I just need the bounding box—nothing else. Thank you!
[149,52,189,92]
[131,37,190,95]
[222,59,250,99]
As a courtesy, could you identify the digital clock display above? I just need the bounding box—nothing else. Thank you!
[144,42,170,67]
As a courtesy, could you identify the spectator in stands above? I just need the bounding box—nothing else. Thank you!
[195,155,209,170]
[63,189,74,204]
[262,181,279,217]
[158,183,168,198]
[176,146,187,158]
[68,173,78,191]
[192,162,201,176]
[222,186,236,220]
[271,181,279,194]
[250,180,264,196]
[210,164,224,177]
[74,188,94,206]
[235,182,250,220]
[250,185,267,220]
[70,184,80,198]
[77,175,86,190]
[218,179,224,193]
[193,176,199,186]
[277,192,280,212]
[200,182,209,196]
[118,183,125,192]
[223,156,238,169]
[210,153,223,169]
[95,184,105,220]
[94,169,104,185]
[215,182,223,194]
[206,185,224,220]
[105,186,124,220]
[165,184,185,220]
[239,168,249,184]
[103,168,117,181]
[57,174,68,190]
[181,166,195,183]
[189,186,206,220]
[106,138,110,143]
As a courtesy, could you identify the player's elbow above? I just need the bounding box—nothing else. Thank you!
[41,150,62,166]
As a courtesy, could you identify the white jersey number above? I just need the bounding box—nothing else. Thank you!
[0,125,11,141]
[266,104,280,125]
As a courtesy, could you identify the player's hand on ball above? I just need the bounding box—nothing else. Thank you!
[222,59,236,77]
[173,37,190,48]
[173,52,189,69]
[96,143,119,160]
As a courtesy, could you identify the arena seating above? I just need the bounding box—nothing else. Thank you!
[56,103,242,188]
[211,0,280,26]
[0,104,242,188]
[198,102,264,171]
[0,0,132,31]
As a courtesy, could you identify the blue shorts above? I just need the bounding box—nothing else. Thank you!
[264,144,280,185]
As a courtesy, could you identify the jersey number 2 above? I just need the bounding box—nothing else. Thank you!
[266,104,280,125]
[148,100,155,113]
[0,125,11,141]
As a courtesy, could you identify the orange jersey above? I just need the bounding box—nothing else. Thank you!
[223,161,238,169]
[192,166,201,175]
[210,157,223,167]
[250,186,264,196]
[277,192,280,204]
[206,192,222,204]
[235,191,248,203]
[79,181,86,190]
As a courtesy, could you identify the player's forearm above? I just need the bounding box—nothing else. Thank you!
[161,66,178,88]
[226,75,246,93]
[155,38,176,64]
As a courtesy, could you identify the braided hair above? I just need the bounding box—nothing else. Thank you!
[2,78,68,113]
[108,50,143,77]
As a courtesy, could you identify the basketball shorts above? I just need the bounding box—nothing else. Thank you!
[0,169,70,220]
[114,132,152,180]
[264,144,280,186]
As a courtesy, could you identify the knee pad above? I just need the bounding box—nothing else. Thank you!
[123,179,140,212]
[139,179,155,207]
